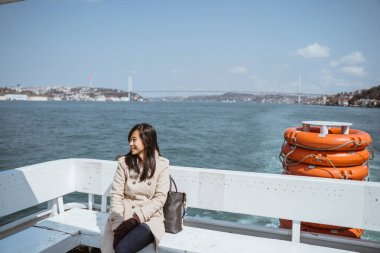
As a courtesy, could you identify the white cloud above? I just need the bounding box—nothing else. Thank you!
[228,66,248,74]
[339,66,366,77]
[297,43,330,58]
[320,69,351,88]
[319,69,371,95]
[330,51,365,67]
[340,51,365,64]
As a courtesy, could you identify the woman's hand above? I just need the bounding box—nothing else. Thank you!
[113,214,141,249]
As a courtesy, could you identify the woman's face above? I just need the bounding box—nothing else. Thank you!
[129,130,145,159]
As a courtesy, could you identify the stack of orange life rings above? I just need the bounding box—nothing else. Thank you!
[279,121,373,238]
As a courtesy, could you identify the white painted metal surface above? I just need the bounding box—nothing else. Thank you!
[0,227,80,253]
[292,220,301,243]
[35,208,359,253]
[0,159,76,217]
[36,208,108,248]
[1,158,380,253]
[169,166,380,232]
[302,121,352,135]
[154,226,355,253]
[0,159,115,217]
[73,159,115,196]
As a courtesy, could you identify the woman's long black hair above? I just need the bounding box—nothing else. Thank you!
[125,123,161,181]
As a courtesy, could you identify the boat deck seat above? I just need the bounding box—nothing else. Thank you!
[1,208,356,253]
[0,226,80,253]
[155,226,356,253]
[2,159,379,253]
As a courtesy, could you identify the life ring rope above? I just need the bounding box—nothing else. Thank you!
[368,142,375,160]
[280,122,373,238]
[280,139,345,179]
[284,126,372,151]
[281,138,374,161]
[290,136,369,151]
[280,138,373,180]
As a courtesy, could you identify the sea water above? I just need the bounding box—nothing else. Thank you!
[1,101,380,240]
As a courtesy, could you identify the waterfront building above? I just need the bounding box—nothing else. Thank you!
[28,96,48,101]
[4,94,28,101]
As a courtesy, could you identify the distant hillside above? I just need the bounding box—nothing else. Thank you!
[0,86,144,102]
[349,85,380,101]
[184,92,312,104]
[325,85,380,107]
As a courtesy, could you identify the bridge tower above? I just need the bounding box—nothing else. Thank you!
[298,75,301,104]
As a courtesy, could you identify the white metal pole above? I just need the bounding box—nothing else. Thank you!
[292,220,301,243]
[128,75,132,102]
[88,193,93,211]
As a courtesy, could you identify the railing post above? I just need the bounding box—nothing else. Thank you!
[101,194,107,213]
[88,194,94,211]
[48,199,58,216]
[58,197,65,214]
[291,220,301,243]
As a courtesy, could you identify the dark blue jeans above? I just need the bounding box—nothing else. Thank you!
[114,223,154,253]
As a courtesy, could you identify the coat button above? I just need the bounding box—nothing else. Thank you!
[147,182,151,186]
[111,218,115,222]
[133,181,136,184]
[132,205,135,209]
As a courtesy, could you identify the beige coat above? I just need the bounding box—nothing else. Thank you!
[101,155,170,253]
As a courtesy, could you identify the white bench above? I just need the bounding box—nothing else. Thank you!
[0,159,115,253]
[1,159,380,253]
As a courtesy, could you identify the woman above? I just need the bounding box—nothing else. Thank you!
[101,123,170,253]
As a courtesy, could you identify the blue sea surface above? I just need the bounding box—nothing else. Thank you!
[1,101,380,240]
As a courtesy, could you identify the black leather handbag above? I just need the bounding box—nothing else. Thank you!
[163,175,186,233]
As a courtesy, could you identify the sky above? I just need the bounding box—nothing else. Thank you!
[0,0,379,96]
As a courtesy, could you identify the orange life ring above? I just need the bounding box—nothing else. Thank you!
[279,219,363,238]
[284,126,372,151]
[282,143,370,167]
[285,163,368,180]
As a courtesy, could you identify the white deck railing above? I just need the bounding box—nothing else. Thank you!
[1,158,380,252]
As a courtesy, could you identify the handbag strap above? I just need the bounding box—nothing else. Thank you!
[169,175,178,192]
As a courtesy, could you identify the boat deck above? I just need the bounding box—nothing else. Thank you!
[1,158,380,253]
[1,208,359,253]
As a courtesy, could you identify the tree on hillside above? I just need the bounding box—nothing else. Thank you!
[348,85,380,105]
